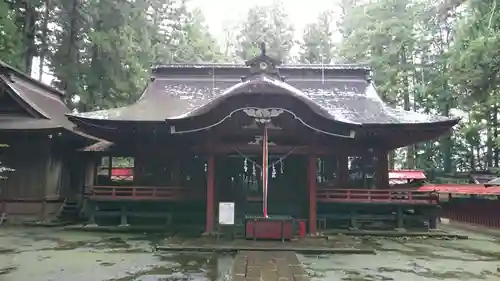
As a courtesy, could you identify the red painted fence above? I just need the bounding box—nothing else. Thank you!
[316,189,438,204]
[86,186,188,201]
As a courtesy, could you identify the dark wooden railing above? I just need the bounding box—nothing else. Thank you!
[86,186,189,201]
[442,200,500,228]
[316,189,438,204]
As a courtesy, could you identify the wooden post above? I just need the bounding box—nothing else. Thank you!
[428,207,438,230]
[40,198,46,222]
[396,206,405,230]
[349,209,359,230]
[308,152,317,235]
[375,150,389,189]
[119,204,128,227]
[337,153,348,187]
[88,202,97,226]
[205,154,215,235]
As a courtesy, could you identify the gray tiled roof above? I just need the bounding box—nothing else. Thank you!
[0,60,104,142]
[72,65,457,126]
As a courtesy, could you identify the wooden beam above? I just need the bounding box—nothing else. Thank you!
[308,150,317,235]
[205,154,215,235]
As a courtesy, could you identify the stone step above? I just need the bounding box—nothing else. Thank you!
[231,251,310,281]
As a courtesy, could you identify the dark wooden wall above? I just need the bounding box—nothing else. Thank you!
[0,139,51,199]
[0,137,85,200]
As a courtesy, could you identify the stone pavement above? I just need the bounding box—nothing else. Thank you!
[231,251,310,281]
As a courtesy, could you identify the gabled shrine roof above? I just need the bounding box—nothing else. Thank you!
[0,60,69,129]
[0,60,102,141]
[69,63,458,127]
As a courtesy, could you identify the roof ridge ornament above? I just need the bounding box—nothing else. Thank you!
[242,42,285,82]
[260,42,266,56]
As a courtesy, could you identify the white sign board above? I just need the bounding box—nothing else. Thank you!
[218,202,235,225]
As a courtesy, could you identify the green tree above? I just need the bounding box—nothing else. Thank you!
[337,0,420,168]
[299,10,336,64]
[174,8,226,63]
[48,0,223,111]
[49,0,86,107]
[449,0,500,169]
[81,0,152,110]
[235,1,295,62]
[0,1,23,68]
[0,0,42,72]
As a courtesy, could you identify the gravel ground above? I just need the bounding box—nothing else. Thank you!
[301,225,500,281]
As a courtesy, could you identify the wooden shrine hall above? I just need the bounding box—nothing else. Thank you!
[66,45,459,235]
[0,60,99,220]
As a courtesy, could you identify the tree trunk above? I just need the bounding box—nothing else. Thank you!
[38,0,51,81]
[441,102,452,173]
[63,0,81,106]
[486,107,493,169]
[493,104,499,167]
[18,1,37,73]
[433,15,453,173]
[400,46,414,169]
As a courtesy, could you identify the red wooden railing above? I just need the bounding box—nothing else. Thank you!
[316,189,438,204]
[86,186,189,201]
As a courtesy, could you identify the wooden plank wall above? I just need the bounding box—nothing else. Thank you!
[0,139,51,199]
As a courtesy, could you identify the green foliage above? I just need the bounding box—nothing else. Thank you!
[173,8,226,63]
[331,0,500,172]
[235,1,295,62]
[0,0,228,112]
[0,1,23,69]
[299,10,336,64]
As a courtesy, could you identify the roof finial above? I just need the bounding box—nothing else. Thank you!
[260,42,266,56]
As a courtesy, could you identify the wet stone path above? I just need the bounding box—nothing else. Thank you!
[232,251,310,281]
[2,225,500,280]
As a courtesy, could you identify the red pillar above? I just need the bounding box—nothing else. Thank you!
[205,154,215,235]
[308,153,317,235]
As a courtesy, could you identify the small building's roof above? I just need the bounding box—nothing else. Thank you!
[68,64,458,127]
[0,60,70,130]
[419,184,500,196]
[485,177,500,187]
[389,170,427,180]
[80,140,114,151]
[470,172,497,184]
[0,60,102,142]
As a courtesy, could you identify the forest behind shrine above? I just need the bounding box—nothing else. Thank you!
[0,0,498,177]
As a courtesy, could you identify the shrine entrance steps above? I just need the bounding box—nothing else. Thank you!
[232,251,310,281]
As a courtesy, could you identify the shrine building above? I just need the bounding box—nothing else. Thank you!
[0,46,459,234]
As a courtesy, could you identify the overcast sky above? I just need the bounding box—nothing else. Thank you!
[188,0,341,42]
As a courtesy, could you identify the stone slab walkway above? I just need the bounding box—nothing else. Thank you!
[232,251,310,281]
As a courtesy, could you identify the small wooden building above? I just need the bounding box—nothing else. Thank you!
[0,60,97,219]
[68,48,459,233]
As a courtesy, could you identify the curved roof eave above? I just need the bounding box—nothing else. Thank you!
[360,116,461,128]
[164,74,362,127]
[66,114,125,131]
